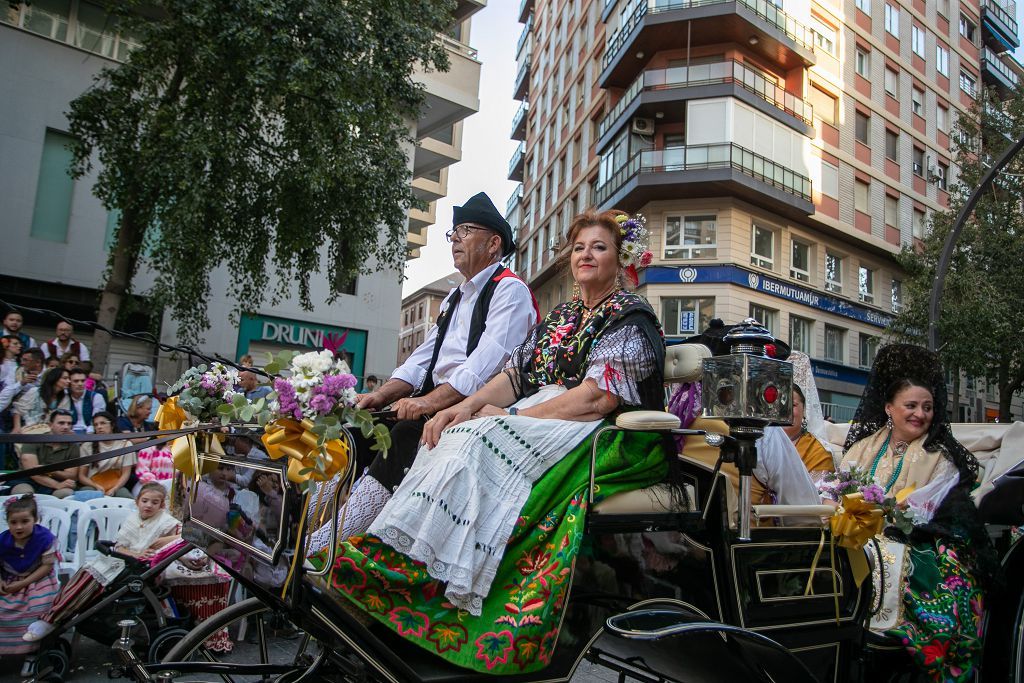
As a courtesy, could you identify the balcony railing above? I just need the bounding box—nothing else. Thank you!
[509,141,526,179]
[513,55,532,100]
[519,0,535,23]
[597,59,812,140]
[821,402,856,423]
[982,46,1020,87]
[595,143,812,206]
[439,34,479,60]
[516,14,533,58]
[511,101,530,139]
[603,0,816,70]
[506,183,524,215]
[983,0,1018,37]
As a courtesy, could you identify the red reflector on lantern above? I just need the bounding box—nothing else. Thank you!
[763,385,778,403]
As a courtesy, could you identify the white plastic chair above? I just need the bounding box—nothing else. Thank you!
[86,496,136,512]
[76,507,133,565]
[58,499,90,575]
[37,507,74,575]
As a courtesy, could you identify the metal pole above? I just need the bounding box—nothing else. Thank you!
[928,130,1024,351]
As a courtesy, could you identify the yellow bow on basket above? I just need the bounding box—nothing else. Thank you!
[261,418,349,484]
[830,492,886,588]
[158,396,221,479]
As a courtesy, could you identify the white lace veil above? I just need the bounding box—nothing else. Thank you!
[789,351,842,467]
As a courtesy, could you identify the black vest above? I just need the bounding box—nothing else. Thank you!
[417,264,514,396]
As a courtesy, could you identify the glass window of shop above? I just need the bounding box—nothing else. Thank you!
[790,240,811,282]
[859,334,879,367]
[750,224,774,269]
[749,304,779,337]
[825,251,843,293]
[825,325,846,362]
[662,298,715,337]
[859,266,875,304]
[664,215,717,259]
[790,316,814,355]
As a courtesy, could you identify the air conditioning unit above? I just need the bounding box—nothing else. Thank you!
[631,117,655,135]
[927,166,941,183]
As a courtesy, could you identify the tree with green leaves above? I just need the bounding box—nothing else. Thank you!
[66,0,457,372]
[889,88,1024,421]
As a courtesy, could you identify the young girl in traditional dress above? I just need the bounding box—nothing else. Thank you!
[23,483,179,641]
[0,495,59,673]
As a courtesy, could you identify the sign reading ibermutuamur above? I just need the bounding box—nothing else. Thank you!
[641,265,894,329]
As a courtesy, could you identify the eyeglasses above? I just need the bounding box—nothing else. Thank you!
[445,225,481,243]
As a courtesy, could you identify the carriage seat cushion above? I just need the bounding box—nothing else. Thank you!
[615,411,682,431]
[664,343,711,383]
[591,483,697,515]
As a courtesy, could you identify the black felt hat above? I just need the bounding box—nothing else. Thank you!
[452,192,515,256]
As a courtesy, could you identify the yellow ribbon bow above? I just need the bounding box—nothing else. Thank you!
[831,492,885,587]
[261,418,349,484]
[159,397,220,479]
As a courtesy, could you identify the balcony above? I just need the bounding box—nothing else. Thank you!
[519,0,535,23]
[415,35,481,140]
[511,101,529,141]
[506,183,524,217]
[982,0,1019,51]
[595,144,813,218]
[414,135,462,177]
[596,60,812,151]
[600,0,816,89]
[513,55,531,100]
[516,14,533,59]
[509,141,525,181]
[981,46,1020,96]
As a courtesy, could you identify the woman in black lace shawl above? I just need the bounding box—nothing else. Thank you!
[308,209,672,675]
[842,344,996,681]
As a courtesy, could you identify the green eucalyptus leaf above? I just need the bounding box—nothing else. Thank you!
[264,362,281,376]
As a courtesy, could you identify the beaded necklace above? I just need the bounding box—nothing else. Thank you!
[868,431,905,493]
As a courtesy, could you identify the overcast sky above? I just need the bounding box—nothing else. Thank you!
[402,1,520,295]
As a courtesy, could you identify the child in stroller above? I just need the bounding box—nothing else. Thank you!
[19,484,193,680]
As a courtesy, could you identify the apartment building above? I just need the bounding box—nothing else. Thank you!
[397,272,463,365]
[0,0,485,386]
[507,0,1021,420]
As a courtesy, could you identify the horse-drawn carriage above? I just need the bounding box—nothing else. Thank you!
[104,322,1024,683]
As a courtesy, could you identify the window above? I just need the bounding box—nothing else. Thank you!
[885,194,899,227]
[937,0,949,17]
[749,304,779,336]
[884,67,899,96]
[913,208,927,238]
[661,297,715,336]
[855,0,870,12]
[884,3,899,36]
[911,87,925,117]
[855,47,871,77]
[885,129,899,160]
[809,85,837,126]
[825,251,843,293]
[825,325,846,362]
[417,303,424,320]
[913,147,925,176]
[821,160,839,198]
[750,224,774,269]
[791,240,811,282]
[790,316,814,355]
[891,279,903,312]
[855,179,870,213]
[30,129,76,243]
[959,13,976,42]
[855,110,870,144]
[664,215,718,259]
[859,266,875,303]
[936,161,949,190]
[960,70,977,97]
[16,0,70,41]
[812,18,837,55]
[859,334,880,367]
[937,104,949,131]
[911,25,925,58]
[936,45,949,77]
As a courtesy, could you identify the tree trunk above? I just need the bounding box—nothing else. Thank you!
[998,365,1024,423]
[90,208,145,375]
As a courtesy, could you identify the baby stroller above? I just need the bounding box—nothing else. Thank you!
[26,541,193,682]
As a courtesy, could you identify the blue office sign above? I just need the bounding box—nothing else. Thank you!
[641,265,894,329]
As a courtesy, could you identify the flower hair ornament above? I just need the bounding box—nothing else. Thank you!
[615,213,653,288]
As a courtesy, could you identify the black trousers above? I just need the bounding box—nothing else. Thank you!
[351,418,424,491]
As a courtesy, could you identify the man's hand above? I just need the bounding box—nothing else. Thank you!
[23,371,39,385]
[393,397,434,421]
[355,391,388,411]
[59,479,77,490]
[421,404,476,449]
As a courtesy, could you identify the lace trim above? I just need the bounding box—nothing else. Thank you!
[377,524,487,616]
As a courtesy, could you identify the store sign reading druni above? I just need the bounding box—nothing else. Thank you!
[260,322,325,348]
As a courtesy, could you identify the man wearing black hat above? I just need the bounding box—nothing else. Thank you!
[350,193,537,509]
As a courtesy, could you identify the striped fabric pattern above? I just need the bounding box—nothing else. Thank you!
[0,572,59,654]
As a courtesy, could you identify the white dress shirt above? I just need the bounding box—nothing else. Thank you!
[59,391,109,432]
[392,265,535,397]
[41,338,90,362]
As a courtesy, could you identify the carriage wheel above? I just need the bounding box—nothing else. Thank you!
[159,597,323,682]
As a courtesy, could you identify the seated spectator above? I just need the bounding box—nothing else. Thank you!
[363,375,379,392]
[2,311,36,349]
[79,361,111,406]
[78,411,135,498]
[58,352,80,373]
[0,349,44,419]
[229,434,269,487]
[13,368,68,434]
[238,371,271,402]
[44,357,59,371]
[238,354,254,368]
[39,322,89,363]
[118,394,155,436]
[12,410,81,498]
[2,336,23,388]
[58,367,107,434]
[133,441,174,496]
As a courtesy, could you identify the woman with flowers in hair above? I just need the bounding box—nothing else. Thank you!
[309,209,670,674]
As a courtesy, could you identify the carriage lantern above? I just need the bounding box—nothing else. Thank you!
[701,318,794,540]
